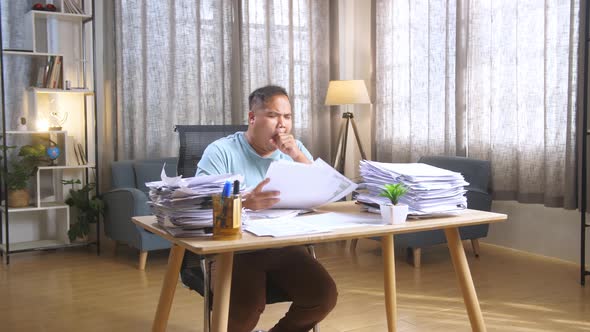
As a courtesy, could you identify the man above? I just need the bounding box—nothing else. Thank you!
[197,85,337,332]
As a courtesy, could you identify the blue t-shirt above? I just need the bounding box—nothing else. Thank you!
[196,132,313,188]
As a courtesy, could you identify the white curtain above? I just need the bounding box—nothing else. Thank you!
[114,0,235,159]
[112,0,331,162]
[240,0,331,157]
[375,0,579,208]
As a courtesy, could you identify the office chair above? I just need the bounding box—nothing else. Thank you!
[175,124,320,332]
[175,124,249,177]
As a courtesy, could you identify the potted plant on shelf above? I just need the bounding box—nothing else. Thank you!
[379,183,409,224]
[62,179,104,242]
[2,143,49,207]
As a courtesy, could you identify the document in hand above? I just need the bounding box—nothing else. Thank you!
[263,158,357,209]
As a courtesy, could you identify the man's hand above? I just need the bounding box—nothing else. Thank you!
[273,133,311,164]
[243,178,280,211]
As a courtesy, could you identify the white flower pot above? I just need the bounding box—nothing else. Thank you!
[380,204,409,225]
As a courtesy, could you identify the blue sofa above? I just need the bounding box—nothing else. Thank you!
[102,157,177,270]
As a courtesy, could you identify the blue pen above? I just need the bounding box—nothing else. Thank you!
[222,180,232,198]
[220,181,232,227]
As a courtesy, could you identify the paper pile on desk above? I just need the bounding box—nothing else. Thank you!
[357,160,468,216]
[146,166,244,237]
[243,212,384,237]
[263,158,358,209]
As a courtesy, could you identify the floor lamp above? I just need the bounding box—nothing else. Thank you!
[325,80,371,173]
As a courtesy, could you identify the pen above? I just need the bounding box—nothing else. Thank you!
[222,180,232,198]
[220,181,232,227]
[233,180,240,196]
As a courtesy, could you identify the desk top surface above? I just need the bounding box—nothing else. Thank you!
[132,201,507,255]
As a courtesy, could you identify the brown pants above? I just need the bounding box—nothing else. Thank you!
[211,246,338,332]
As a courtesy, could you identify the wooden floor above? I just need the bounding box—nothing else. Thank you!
[1,240,589,332]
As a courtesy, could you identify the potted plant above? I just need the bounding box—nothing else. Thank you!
[2,144,49,207]
[379,183,409,224]
[62,179,104,242]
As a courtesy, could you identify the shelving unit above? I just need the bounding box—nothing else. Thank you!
[0,0,98,264]
[29,87,93,94]
[581,0,590,286]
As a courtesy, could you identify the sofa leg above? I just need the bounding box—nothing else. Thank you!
[350,239,359,252]
[471,239,480,257]
[139,251,148,270]
[413,248,421,268]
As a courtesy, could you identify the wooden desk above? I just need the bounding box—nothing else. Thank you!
[132,201,507,332]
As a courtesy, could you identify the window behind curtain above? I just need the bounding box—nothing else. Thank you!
[375,0,579,208]
[113,0,331,162]
[115,0,235,159]
[240,0,330,155]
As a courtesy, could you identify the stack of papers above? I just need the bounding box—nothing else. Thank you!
[243,212,384,237]
[357,160,469,216]
[146,166,244,237]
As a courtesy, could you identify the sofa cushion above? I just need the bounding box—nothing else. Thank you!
[134,157,178,194]
[111,160,136,189]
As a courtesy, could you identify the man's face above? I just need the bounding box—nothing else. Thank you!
[248,94,292,152]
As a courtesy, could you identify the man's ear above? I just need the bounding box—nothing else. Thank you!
[248,111,255,124]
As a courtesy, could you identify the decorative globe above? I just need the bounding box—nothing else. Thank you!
[46,146,60,165]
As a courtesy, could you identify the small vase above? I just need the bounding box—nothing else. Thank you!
[380,203,408,225]
[8,189,30,208]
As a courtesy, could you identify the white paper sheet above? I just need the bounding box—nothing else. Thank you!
[262,158,357,209]
[242,212,385,237]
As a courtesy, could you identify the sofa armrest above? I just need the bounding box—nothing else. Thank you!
[102,188,151,246]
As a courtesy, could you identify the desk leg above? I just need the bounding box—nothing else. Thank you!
[381,235,396,332]
[153,245,185,332]
[444,227,487,332]
[211,252,234,332]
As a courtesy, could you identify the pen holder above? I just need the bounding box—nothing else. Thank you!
[212,194,242,240]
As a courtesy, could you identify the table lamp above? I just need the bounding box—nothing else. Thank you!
[325,80,371,173]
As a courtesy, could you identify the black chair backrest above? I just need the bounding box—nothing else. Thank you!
[175,125,248,177]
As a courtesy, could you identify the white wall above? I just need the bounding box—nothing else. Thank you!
[338,0,373,180]
[486,202,589,265]
[339,1,589,266]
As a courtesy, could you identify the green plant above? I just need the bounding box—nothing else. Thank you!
[3,144,49,190]
[379,183,409,205]
[62,179,104,241]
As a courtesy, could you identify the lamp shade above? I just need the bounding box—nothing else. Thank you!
[324,80,371,105]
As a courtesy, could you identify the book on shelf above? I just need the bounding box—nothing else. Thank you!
[50,56,62,89]
[76,142,87,165]
[63,0,84,14]
[66,137,88,166]
[42,55,63,89]
[66,136,78,166]
[43,56,55,88]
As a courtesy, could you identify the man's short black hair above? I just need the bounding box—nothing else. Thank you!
[248,85,289,110]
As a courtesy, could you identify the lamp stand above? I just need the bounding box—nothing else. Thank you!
[333,111,367,173]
